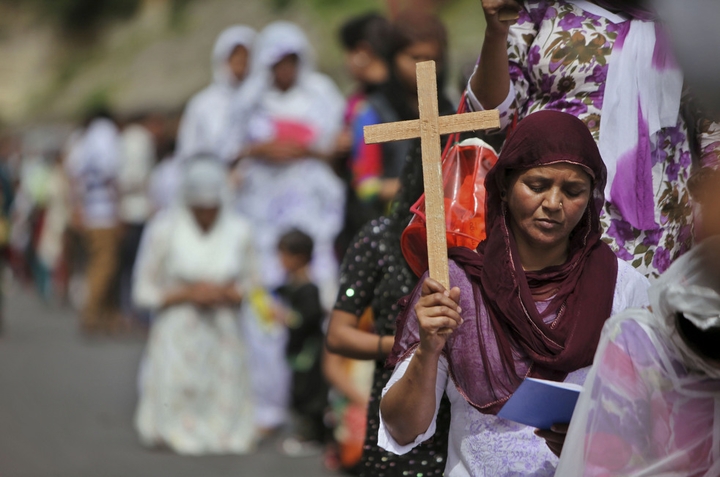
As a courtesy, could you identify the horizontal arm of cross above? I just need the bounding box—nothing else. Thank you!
[363,110,500,144]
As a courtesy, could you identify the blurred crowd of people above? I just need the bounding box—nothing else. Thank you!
[4,1,720,476]
[0,10,459,473]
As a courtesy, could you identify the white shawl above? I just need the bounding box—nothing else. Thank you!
[176,25,256,162]
[224,21,345,159]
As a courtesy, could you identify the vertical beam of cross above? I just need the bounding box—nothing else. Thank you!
[416,61,450,289]
[363,61,500,291]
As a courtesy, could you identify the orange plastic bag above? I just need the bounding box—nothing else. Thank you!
[401,136,498,277]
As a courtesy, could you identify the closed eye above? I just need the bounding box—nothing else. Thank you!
[564,188,588,198]
[525,180,549,193]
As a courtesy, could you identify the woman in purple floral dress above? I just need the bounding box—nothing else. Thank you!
[468,0,720,279]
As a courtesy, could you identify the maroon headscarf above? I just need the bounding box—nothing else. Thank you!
[389,110,618,414]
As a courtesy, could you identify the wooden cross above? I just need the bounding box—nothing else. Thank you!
[363,60,500,290]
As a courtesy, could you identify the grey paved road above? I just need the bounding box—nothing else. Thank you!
[0,286,337,477]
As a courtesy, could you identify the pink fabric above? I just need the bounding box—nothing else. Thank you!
[273,119,316,147]
[599,16,683,231]
[609,103,656,230]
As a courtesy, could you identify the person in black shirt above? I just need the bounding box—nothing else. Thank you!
[275,228,328,456]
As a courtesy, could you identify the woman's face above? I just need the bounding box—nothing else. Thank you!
[278,249,306,275]
[394,40,442,92]
[345,45,388,85]
[228,45,250,82]
[272,53,299,92]
[191,206,220,233]
[505,163,592,253]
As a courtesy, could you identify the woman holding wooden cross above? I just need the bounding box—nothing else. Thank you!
[378,111,650,476]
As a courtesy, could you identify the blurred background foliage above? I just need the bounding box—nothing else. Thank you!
[1,0,140,32]
[0,0,485,126]
[0,0,199,32]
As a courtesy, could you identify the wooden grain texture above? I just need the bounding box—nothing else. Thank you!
[363,119,420,144]
[416,61,450,290]
[441,110,500,134]
[361,60,503,291]
[363,111,500,144]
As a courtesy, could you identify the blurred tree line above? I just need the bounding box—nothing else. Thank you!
[0,0,192,33]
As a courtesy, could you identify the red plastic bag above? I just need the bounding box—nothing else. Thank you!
[401,136,498,278]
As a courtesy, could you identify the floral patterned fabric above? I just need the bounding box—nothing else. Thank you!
[557,236,720,476]
[468,0,720,279]
[556,316,720,476]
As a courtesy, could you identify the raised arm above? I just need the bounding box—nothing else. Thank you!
[470,0,521,110]
[468,0,544,132]
[379,278,462,446]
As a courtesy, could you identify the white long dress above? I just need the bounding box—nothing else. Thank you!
[231,22,346,430]
[133,207,256,455]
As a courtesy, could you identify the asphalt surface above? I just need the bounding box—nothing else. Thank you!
[0,285,337,477]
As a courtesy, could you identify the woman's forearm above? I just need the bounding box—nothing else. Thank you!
[380,348,442,446]
[379,178,401,202]
[322,349,368,406]
[161,287,191,308]
[326,309,394,360]
[470,31,512,110]
[223,284,244,306]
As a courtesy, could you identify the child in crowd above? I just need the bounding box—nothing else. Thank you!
[274,228,328,456]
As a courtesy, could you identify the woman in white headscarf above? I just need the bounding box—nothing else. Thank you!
[556,235,720,476]
[225,21,346,433]
[230,21,345,305]
[176,25,255,162]
[133,156,256,455]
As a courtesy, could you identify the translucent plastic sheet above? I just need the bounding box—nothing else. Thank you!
[401,137,498,277]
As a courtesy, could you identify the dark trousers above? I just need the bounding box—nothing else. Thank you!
[291,350,328,443]
[118,222,145,322]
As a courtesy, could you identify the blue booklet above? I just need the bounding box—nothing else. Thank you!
[497,378,583,430]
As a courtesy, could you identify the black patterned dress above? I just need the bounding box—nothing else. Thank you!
[334,142,451,477]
